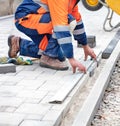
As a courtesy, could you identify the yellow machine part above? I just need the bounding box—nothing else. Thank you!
[86,0,99,7]
[106,0,120,15]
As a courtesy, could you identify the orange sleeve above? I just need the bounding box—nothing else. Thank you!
[47,0,69,26]
[71,5,81,22]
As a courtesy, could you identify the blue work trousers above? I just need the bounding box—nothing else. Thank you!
[19,36,65,61]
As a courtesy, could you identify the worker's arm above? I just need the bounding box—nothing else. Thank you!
[47,0,74,58]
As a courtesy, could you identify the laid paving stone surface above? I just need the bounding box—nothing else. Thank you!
[0,16,100,126]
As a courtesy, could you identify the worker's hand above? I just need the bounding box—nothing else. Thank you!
[83,45,96,61]
[68,58,86,73]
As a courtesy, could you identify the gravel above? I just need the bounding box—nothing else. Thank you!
[91,57,120,126]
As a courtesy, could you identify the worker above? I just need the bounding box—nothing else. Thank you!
[8,0,96,73]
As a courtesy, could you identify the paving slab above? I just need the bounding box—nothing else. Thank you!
[0,63,16,74]
[77,35,96,48]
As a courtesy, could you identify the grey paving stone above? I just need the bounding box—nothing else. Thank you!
[17,90,48,99]
[15,103,51,115]
[0,97,23,108]
[0,112,25,126]
[25,114,43,120]
[77,35,96,48]
[42,109,63,126]
[0,64,16,74]
[17,80,45,90]
[20,120,54,126]
[87,35,96,48]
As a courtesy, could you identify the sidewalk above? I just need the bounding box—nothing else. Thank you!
[0,3,119,126]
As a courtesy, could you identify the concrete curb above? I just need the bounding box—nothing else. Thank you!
[72,40,120,126]
[102,29,120,59]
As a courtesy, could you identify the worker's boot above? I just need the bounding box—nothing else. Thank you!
[40,55,69,70]
[8,35,20,58]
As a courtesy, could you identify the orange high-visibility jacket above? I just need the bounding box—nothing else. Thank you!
[40,0,81,25]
